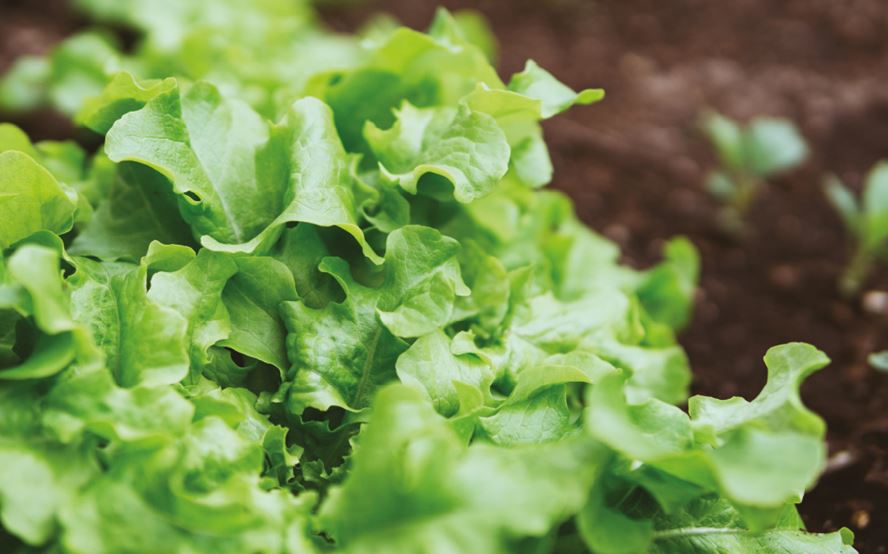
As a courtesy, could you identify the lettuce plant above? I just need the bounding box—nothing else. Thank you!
[702,112,808,233]
[824,162,888,295]
[0,2,856,553]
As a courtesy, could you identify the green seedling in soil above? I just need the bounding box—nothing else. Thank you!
[824,162,888,296]
[868,350,888,372]
[701,111,808,235]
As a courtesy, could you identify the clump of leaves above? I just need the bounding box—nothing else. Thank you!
[0,1,857,553]
[701,112,808,234]
[824,162,888,296]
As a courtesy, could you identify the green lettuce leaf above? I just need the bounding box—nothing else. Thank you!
[375,225,470,337]
[0,245,99,381]
[77,71,177,134]
[145,246,237,380]
[105,82,380,260]
[68,254,189,387]
[104,82,281,244]
[396,329,494,417]
[580,493,856,554]
[319,384,607,554]
[218,256,298,372]
[281,256,406,413]
[584,343,829,529]
[365,101,510,203]
[202,96,380,261]
[0,151,77,249]
[0,3,854,552]
[507,60,604,119]
[68,162,193,261]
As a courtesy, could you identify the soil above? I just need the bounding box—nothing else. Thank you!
[4,0,888,550]
[0,0,86,140]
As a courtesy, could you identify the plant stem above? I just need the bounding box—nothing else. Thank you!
[732,174,762,214]
[717,206,746,238]
[839,246,872,297]
[653,527,745,540]
[717,174,760,238]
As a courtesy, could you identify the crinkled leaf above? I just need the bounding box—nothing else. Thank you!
[0,151,77,248]
[77,71,177,134]
[68,255,189,387]
[636,237,700,330]
[219,255,298,372]
[689,343,829,440]
[270,224,342,309]
[396,329,494,416]
[649,497,856,554]
[105,82,278,244]
[365,102,510,203]
[586,343,830,527]
[281,257,407,412]
[507,60,604,119]
[69,163,193,261]
[480,351,616,445]
[146,247,237,379]
[375,225,470,337]
[203,97,380,261]
[319,384,606,554]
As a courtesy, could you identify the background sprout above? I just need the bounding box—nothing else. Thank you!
[702,111,808,234]
[824,162,888,296]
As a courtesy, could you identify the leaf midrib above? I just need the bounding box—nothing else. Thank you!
[351,324,383,408]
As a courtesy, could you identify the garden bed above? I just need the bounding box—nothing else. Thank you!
[3,0,887,550]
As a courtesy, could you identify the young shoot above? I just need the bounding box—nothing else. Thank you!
[869,350,888,372]
[824,162,888,296]
[701,112,808,234]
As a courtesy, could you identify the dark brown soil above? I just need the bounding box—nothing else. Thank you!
[4,0,888,550]
[0,0,86,140]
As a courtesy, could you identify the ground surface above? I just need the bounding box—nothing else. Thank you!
[3,0,888,550]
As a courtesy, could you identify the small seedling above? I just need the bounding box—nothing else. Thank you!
[701,112,808,234]
[824,162,888,296]
[868,350,888,372]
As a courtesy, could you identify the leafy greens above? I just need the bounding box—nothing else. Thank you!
[0,1,855,553]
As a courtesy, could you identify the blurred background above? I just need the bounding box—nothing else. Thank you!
[3,0,888,550]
